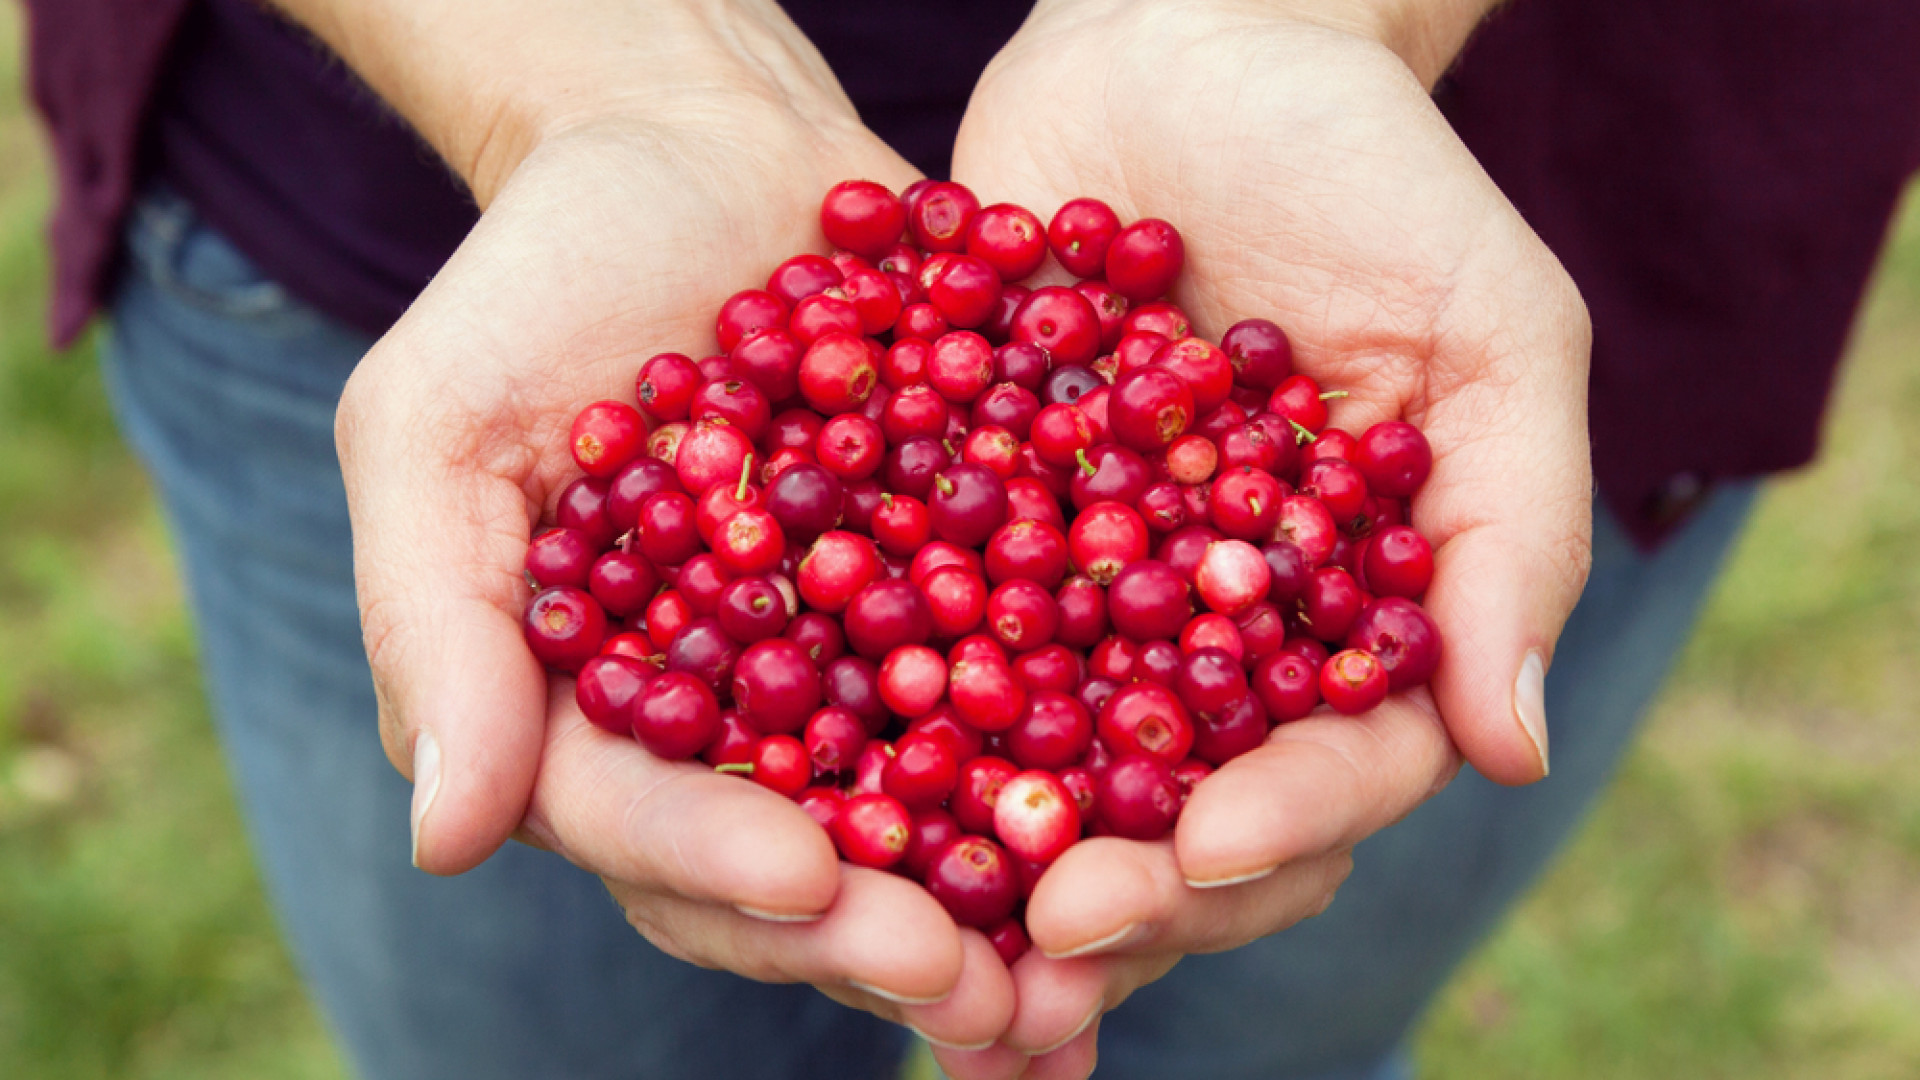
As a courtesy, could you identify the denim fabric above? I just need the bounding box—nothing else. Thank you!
[98,188,1756,1080]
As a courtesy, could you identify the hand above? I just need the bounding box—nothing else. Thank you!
[333,22,1014,1048]
[939,2,1593,1074]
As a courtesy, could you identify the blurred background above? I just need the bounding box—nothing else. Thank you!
[1,7,1916,1078]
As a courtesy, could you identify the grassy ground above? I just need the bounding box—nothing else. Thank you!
[0,7,1915,1077]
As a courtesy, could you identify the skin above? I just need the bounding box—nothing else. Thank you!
[284,0,1589,1070]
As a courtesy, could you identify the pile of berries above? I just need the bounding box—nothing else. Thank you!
[521,180,1442,961]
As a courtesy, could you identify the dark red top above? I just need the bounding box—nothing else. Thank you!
[23,0,1920,545]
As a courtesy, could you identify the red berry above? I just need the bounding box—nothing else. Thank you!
[879,644,948,717]
[798,332,880,415]
[993,770,1082,864]
[908,182,981,253]
[1354,421,1434,499]
[882,731,960,810]
[926,836,1021,929]
[1095,754,1182,840]
[524,587,608,672]
[1363,525,1434,598]
[1047,197,1123,278]
[1097,682,1196,765]
[570,401,646,478]
[632,671,721,759]
[1104,219,1185,302]
[1194,539,1272,617]
[1320,648,1390,715]
[635,353,702,422]
[575,654,657,734]
[829,793,914,869]
[1010,286,1102,367]
[967,203,1048,281]
[820,180,908,260]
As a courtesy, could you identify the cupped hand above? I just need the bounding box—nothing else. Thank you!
[939,1,1593,1074]
[333,46,1010,1047]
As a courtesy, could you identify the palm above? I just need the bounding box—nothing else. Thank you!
[339,115,1018,1044]
[932,10,1592,1077]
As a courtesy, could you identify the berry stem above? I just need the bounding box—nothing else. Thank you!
[736,453,755,502]
[1076,448,1096,477]
[715,762,755,776]
[1289,419,1315,445]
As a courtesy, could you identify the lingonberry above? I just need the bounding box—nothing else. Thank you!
[796,785,847,829]
[1055,575,1109,649]
[908,181,980,253]
[525,527,596,591]
[632,671,721,759]
[894,301,949,341]
[1219,317,1294,389]
[1047,197,1123,278]
[994,770,1082,864]
[970,383,1041,441]
[1210,466,1284,541]
[570,401,646,479]
[947,755,1016,835]
[1354,421,1434,499]
[1010,285,1102,367]
[729,327,805,403]
[589,550,658,618]
[766,252,843,307]
[796,530,882,614]
[635,360,705,433]
[675,420,753,497]
[1109,366,1197,452]
[644,589,692,652]
[1363,525,1434,599]
[746,735,811,797]
[1006,692,1094,772]
[962,425,1021,479]
[1107,560,1193,642]
[986,580,1060,652]
[820,180,908,260]
[1274,494,1339,568]
[1301,458,1370,525]
[1320,648,1390,715]
[829,793,913,869]
[1175,647,1251,718]
[524,587,608,672]
[948,653,1027,732]
[1345,596,1442,692]
[882,731,960,810]
[994,341,1051,391]
[1180,612,1244,658]
[1097,681,1196,765]
[715,576,789,643]
[966,203,1048,281]
[902,807,966,882]
[664,617,740,698]
[1069,443,1153,510]
[798,332,880,415]
[1153,336,1234,413]
[574,654,657,734]
[1302,566,1365,643]
[1140,481,1189,534]
[1194,539,1273,617]
[1104,218,1185,301]
[731,637,822,734]
[929,463,1009,548]
[878,643,947,717]
[1095,753,1182,841]
[926,253,1003,329]
[985,518,1070,589]
[715,291,788,354]
[1302,427,1359,467]
[843,578,934,661]
[926,836,1021,929]
[1136,639,1184,685]
[927,330,997,404]
[1192,694,1269,766]
[553,475,618,549]
[788,291,864,346]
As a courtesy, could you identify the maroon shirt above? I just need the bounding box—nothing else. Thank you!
[23,0,1920,545]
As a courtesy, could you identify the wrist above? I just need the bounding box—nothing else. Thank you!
[268,0,858,205]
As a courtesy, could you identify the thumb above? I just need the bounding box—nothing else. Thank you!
[337,362,548,874]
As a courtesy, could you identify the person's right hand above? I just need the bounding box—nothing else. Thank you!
[331,8,1013,1050]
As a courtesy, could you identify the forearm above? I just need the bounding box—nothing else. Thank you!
[1024,0,1504,88]
[263,0,850,204]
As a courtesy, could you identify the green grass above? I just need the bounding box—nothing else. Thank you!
[1,4,1916,1076]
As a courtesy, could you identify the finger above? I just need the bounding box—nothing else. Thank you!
[999,952,1175,1055]
[529,688,842,918]
[821,930,1017,1052]
[1019,1018,1101,1080]
[338,370,546,874]
[1023,840,1353,961]
[1396,237,1592,785]
[1176,691,1459,884]
[931,1041,1029,1080]
[607,865,965,1005]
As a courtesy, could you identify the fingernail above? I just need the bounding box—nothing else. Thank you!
[1041,922,1148,960]
[1032,999,1103,1055]
[410,730,442,869]
[848,980,950,1006]
[733,903,825,924]
[1185,864,1278,889]
[907,1024,997,1052]
[1514,651,1550,777]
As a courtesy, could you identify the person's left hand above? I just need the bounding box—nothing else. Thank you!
[934,0,1593,1074]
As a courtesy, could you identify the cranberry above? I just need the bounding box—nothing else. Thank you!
[1047,197,1123,278]
[1097,682,1195,765]
[1175,647,1251,718]
[1194,539,1272,617]
[1274,495,1339,567]
[882,731,960,810]
[796,786,847,828]
[1004,692,1094,771]
[729,327,805,403]
[994,341,1051,391]
[971,384,1041,441]
[929,462,1009,547]
[796,530,882,614]
[986,580,1060,652]
[1010,285,1102,367]
[664,617,740,698]
[948,653,1026,732]
[569,400,645,478]
[1320,648,1390,715]
[798,332,880,415]
[524,587,608,672]
[1069,443,1153,510]
[605,458,682,533]
[895,302,950,341]
[1041,363,1104,406]
[703,710,759,767]
[1302,458,1370,525]
[879,644,947,717]
[635,353,701,422]
[1180,613,1244,659]
[1107,560,1193,642]
[1268,374,1332,434]
[842,578,934,661]
[965,203,1047,280]
[993,770,1081,864]
[1253,651,1321,722]
[1137,639,1184,685]
[675,420,753,497]
[820,180,908,260]
[1352,421,1433,499]
[1095,754,1182,840]
[632,671,721,759]
[588,551,658,618]
[645,590,692,652]
[1065,501,1148,586]
[1004,476,1068,532]
[901,807,965,881]
[525,527,596,591]
[715,576,789,643]
[1109,366,1197,452]
[1345,596,1442,692]
[1217,317,1293,389]
[573,655,655,734]
[962,425,1021,479]
[1192,694,1269,766]
[926,254,1003,329]
[985,519,1070,589]
[553,475,618,549]
[927,836,1021,929]
[1054,575,1109,649]
[829,793,913,869]
[927,330,996,404]
[908,181,980,253]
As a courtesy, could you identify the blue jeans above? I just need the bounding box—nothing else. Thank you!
[99,188,1757,1080]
